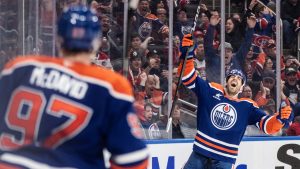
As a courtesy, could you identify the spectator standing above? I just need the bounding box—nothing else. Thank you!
[134,74,166,120]
[171,103,185,138]
[174,8,194,39]
[193,42,207,80]
[128,50,148,92]
[150,0,168,16]
[240,84,253,99]
[283,55,300,78]
[146,48,169,92]
[281,0,300,48]
[282,55,300,83]
[99,14,123,70]
[204,14,256,82]
[140,103,162,139]
[241,84,277,136]
[253,82,270,107]
[156,7,168,25]
[243,46,266,82]
[100,14,122,47]
[92,49,113,70]
[249,0,276,37]
[171,103,196,138]
[131,0,169,44]
[160,35,181,66]
[197,12,210,34]
[128,33,151,67]
[254,70,276,100]
[252,39,285,81]
[261,99,276,116]
[225,17,245,52]
[284,67,300,106]
[264,56,274,72]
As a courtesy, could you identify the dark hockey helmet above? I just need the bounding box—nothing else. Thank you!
[226,69,246,86]
[57,5,101,52]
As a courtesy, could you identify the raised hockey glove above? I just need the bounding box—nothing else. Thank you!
[276,106,292,124]
[179,34,195,60]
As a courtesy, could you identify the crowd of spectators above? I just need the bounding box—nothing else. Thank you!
[87,0,300,138]
[0,0,300,138]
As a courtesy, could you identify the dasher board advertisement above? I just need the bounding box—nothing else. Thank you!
[146,137,300,169]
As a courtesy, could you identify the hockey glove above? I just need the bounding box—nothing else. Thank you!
[276,106,292,124]
[179,34,195,60]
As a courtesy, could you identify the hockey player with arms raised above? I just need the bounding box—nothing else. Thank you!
[0,5,148,169]
[179,34,292,169]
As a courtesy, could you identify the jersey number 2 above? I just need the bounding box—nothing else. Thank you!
[0,87,92,150]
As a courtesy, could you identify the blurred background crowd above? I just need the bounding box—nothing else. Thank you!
[0,0,300,139]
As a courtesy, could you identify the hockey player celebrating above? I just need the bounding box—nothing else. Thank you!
[0,5,148,169]
[179,34,292,169]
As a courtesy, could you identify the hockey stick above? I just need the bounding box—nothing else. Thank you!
[166,1,202,132]
[122,0,140,77]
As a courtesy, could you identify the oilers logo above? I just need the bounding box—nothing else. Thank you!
[148,123,161,139]
[138,22,152,39]
[210,103,237,130]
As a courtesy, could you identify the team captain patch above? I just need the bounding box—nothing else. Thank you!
[210,103,237,130]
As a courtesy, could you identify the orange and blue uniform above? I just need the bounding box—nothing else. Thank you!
[178,57,285,164]
[0,56,148,169]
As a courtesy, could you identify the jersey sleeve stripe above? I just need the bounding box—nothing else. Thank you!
[263,115,284,134]
[177,59,197,88]
[261,115,271,134]
[112,148,148,165]
[0,153,77,169]
[177,59,195,78]
[260,115,283,134]
[183,72,197,86]
[182,67,195,81]
[259,116,266,131]
[187,83,196,89]
[110,159,148,169]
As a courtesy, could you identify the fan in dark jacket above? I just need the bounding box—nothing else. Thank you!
[204,14,256,83]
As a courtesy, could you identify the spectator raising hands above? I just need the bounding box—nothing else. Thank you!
[204,14,256,82]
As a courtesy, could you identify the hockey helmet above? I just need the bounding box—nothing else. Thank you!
[57,5,101,52]
[226,69,246,86]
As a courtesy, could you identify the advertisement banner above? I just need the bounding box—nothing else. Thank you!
[146,137,300,169]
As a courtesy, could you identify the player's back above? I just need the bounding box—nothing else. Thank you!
[0,56,148,169]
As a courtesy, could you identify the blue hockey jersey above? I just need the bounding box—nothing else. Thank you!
[179,58,282,164]
[0,56,148,169]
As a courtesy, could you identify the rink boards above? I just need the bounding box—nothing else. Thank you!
[146,136,300,169]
